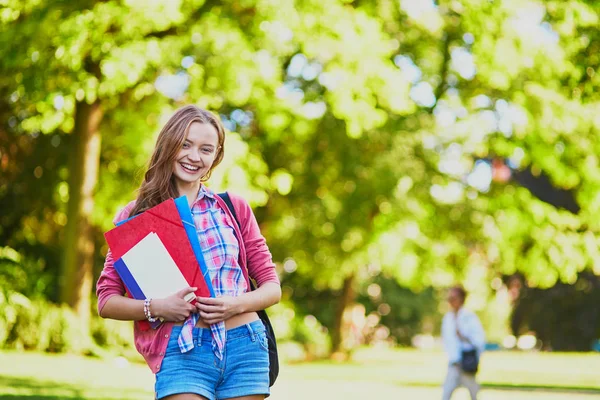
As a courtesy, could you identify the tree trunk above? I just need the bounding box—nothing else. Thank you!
[330,273,356,356]
[60,100,103,329]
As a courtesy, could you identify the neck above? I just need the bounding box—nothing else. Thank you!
[177,181,201,206]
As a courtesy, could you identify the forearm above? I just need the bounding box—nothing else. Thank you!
[236,282,281,314]
[99,295,147,321]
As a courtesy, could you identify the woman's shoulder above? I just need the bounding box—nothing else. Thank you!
[225,191,250,208]
[223,192,255,218]
[113,200,137,224]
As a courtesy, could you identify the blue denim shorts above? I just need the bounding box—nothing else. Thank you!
[155,320,270,400]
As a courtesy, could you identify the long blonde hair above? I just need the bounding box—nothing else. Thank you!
[130,105,225,216]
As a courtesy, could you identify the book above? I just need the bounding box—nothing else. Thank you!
[114,232,196,302]
[104,198,214,328]
[174,196,215,298]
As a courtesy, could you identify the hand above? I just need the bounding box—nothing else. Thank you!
[195,295,242,325]
[151,287,197,322]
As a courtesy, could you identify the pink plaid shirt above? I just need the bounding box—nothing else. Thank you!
[97,190,279,373]
[177,185,248,359]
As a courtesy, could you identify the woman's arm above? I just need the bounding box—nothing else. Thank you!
[238,282,282,312]
[101,287,198,322]
[229,193,280,287]
[96,202,197,323]
[100,296,147,321]
[196,194,281,324]
[195,282,281,325]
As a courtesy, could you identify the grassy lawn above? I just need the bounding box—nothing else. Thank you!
[296,347,600,391]
[1,348,598,399]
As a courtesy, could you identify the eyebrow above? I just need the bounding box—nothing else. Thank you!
[184,139,215,148]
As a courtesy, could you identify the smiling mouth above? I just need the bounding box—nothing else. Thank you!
[180,162,200,173]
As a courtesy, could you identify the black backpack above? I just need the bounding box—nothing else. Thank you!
[218,192,279,387]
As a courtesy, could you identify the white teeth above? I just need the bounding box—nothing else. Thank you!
[181,163,199,171]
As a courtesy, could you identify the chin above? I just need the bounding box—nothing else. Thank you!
[179,175,201,184]
[174,171,201,184]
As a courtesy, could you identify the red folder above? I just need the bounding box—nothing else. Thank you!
[104,199,211,329]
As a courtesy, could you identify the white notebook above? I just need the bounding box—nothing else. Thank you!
[120,232,195,303]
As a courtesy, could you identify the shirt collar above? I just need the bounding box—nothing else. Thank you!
[195,184,216,201]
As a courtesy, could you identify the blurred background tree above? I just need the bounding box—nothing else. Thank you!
[1,0,600,356]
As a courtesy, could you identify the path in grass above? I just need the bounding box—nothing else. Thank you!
[1,349,598,399]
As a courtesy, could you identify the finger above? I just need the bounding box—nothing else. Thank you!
[176,287,198,298]
[199,311,223,320]
[196,296,223,305]
[196,303,222,313]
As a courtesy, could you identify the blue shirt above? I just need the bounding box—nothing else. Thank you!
[442,307,486,364]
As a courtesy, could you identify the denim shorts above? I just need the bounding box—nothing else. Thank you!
[155,320,270,400]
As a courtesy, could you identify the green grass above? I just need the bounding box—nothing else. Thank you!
[0,352,153,399]
[290,347,600,391]
[1,348,599,399]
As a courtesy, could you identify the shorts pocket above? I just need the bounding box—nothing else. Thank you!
[257,331,269,352]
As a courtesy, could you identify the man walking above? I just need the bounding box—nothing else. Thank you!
[441,285,485,400]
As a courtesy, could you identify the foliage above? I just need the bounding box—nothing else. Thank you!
[90,317,140,360]
[0,288,140,359]
[357,275,440,346]
[0,290,89,352]
[2,0,600,352]
[511,272,600,351]
[268,300,331,360]
[0,245,60,302]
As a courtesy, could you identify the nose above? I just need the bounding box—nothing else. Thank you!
[188,148,201,162]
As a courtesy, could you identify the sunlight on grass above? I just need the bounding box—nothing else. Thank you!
[0,351,154,400]
[283,347,600,390]
[1,349,598,400]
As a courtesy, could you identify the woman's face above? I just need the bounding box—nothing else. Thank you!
[172,122,220,188]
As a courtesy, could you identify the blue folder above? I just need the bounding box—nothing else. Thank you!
[174,196,215,298]
[115,214,137,227]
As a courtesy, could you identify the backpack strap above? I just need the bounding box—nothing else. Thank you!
[217,192,279,386]
[218,192,240,228]
[217,191,256,290]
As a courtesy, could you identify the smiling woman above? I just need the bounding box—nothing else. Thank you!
[96,105,281,400]
[129,106,226,217]
[173,122,221,202]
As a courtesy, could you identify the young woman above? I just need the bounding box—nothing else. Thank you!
[96,105,281,400]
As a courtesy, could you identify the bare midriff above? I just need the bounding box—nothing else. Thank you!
[173,311,259,329]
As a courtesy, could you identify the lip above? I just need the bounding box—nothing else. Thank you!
[179,162,201,174]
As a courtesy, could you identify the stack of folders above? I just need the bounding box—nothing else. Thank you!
[104,196,214,329]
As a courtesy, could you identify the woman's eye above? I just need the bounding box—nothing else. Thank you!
[182,142,190,149]
[202,148,213,154]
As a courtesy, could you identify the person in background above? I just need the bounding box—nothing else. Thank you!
[441,285,486,400]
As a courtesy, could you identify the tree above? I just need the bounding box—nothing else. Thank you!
[262,0,600,352]
[0,0,209,326]
[3,0,600,355]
